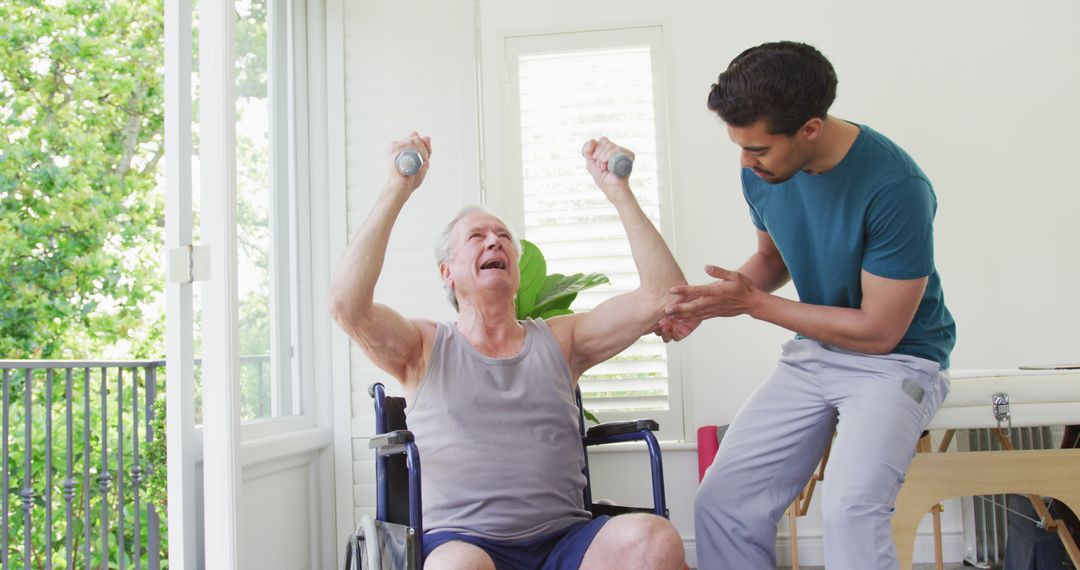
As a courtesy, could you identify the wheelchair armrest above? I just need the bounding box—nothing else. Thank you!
[582,419,669,518]
[369,430,414,456]
[585,419,659,440]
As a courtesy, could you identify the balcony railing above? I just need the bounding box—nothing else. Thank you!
[0,360,165,570]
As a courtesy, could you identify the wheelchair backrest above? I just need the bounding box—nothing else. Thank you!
[373,386,412,527]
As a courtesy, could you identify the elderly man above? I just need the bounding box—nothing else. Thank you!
[329,132,687,570]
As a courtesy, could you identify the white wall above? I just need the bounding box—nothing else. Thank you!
[340,0,1080,565]
[477,0,1080,449]
[340,0,481,523]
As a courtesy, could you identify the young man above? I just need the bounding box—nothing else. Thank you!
[665,42,956,569]
[328,132,687,569]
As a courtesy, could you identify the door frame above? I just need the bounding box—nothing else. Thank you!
[168,0,351,566]
[163,0,202,566]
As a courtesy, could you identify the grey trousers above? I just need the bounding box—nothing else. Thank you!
[694,339,949,570]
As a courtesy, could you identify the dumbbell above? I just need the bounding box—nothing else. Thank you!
[395,150,424,176]
[607,153,633,178]
[581,141,633,178]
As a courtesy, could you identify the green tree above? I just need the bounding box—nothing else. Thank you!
[0,0,167,566]
[0,0,165,361]
[1,0,278,563]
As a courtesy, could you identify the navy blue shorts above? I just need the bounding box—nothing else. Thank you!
[422,516,609,570]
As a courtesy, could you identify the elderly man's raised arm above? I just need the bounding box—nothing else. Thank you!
[327,133,435,387]
[549,138,688,379]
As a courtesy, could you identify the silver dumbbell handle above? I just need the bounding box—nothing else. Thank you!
[396,150,423,176]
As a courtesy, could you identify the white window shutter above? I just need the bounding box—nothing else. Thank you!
[517,47,669,412]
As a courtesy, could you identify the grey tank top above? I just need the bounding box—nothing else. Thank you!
[405,318,590,541]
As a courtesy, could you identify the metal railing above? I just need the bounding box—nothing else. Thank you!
[0,360,165,570]
[239,354,272,419]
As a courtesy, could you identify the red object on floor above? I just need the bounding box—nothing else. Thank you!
[696,425,720,481]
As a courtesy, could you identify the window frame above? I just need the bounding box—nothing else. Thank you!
[236,0,316,440]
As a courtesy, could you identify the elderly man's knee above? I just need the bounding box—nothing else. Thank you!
[617,514,685,562]
[424,541,495,570]
[640,514,683,548]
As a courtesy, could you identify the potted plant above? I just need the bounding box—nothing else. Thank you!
[515,239,608,423]
[514,240,608,321]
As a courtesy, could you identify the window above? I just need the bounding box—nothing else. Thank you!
[233,0,302,421]
[503,27,681,432]
[190,0,309,428]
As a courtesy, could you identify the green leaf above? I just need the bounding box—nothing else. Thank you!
[531,272,609,317]
[533,273,571,311]
[515,239,546,319]
[514,240,610,319]
[542,289,577,313]
[538,307,573,319]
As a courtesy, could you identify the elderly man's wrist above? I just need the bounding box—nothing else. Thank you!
[383,180,412,197]
[604,184,635,204]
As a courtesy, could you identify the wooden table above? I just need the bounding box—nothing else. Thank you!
[893,369,1080,570]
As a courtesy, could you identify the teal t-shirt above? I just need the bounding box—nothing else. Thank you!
[743,124,956,367]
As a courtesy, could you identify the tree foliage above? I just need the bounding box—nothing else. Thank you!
[0,0,165,360]
[0,0,167,566]
[0,0,282,564]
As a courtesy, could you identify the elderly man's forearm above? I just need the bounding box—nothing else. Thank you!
[611,194,687,302]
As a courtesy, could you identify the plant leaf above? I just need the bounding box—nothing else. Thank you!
[515,239,546,320]
[542,291,577,313]
[532,273,563,305]
[532,272,609,316]
[538,307,573,319]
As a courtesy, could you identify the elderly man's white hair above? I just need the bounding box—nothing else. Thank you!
[434,206,521,312]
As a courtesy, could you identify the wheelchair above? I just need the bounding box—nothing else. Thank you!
[344,382,669,569]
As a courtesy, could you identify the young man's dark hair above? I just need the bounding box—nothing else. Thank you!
[707,41,838,135]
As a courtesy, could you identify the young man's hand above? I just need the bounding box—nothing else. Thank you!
[666,265,761,320]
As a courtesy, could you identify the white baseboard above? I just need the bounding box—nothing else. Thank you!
[682,531,965,569]
[682,537,697,569]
